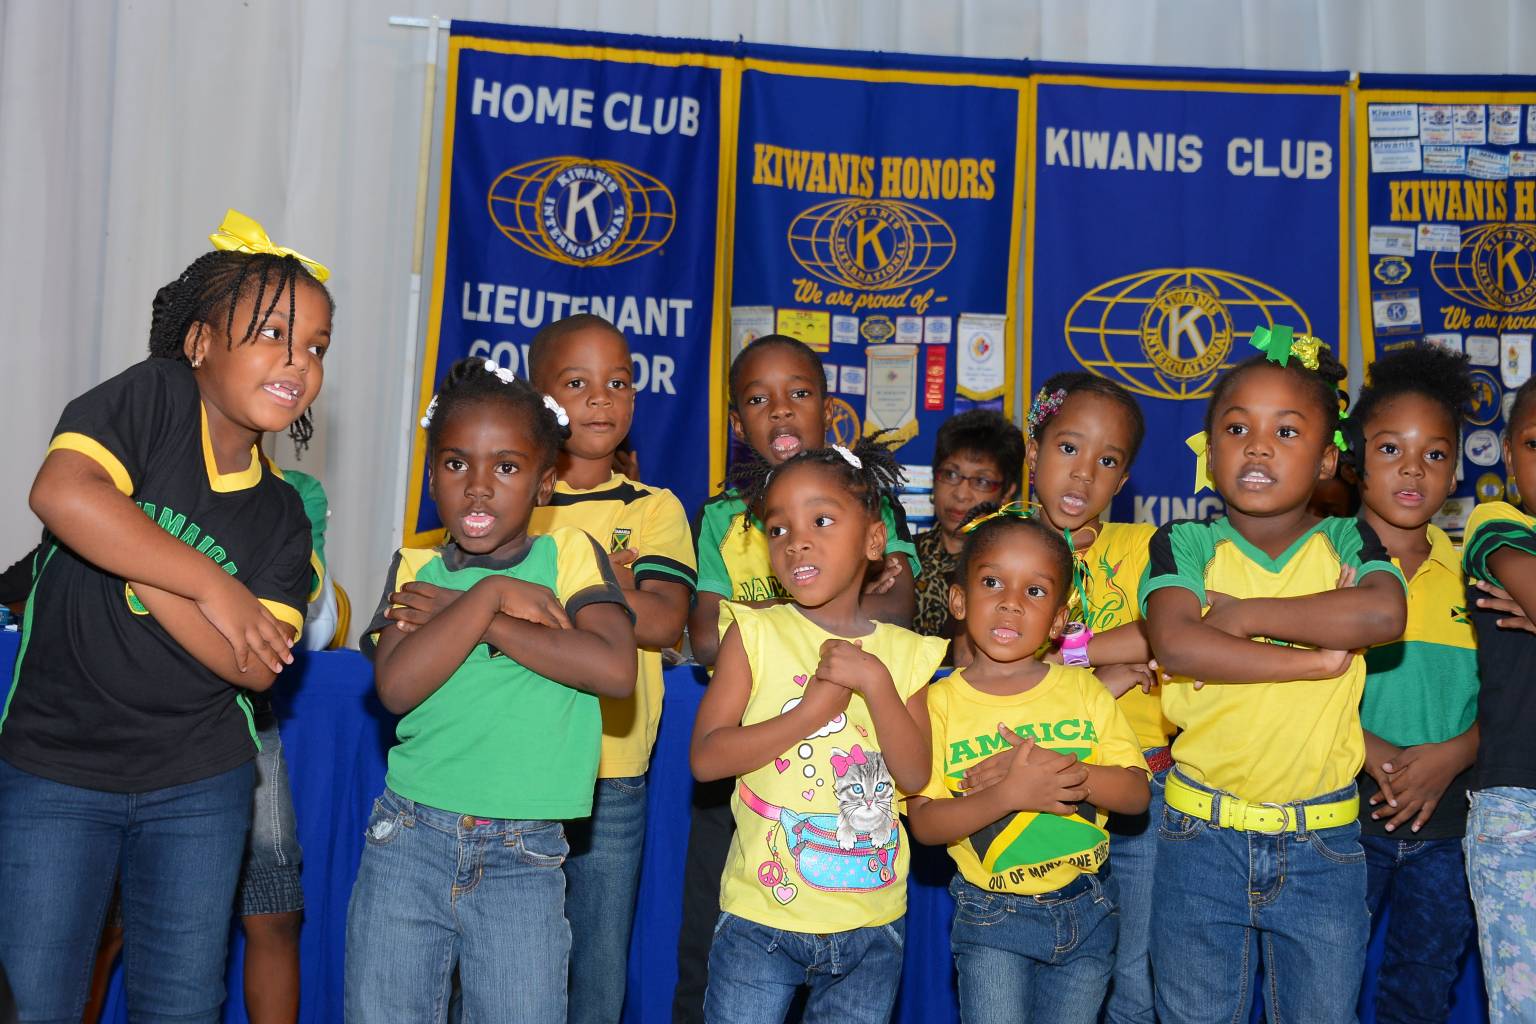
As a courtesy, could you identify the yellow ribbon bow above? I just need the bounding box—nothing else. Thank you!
[208,209,331,282]
[960,500,1033,534]
[1187,431,1213,494]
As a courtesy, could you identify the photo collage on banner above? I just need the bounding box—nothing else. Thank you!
[406,23,732,543]
[1357,74,1536,534]
[728,55,1027,529]
[1026,67,1350,527]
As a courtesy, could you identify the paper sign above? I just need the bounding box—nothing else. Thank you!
[1372,289,1422,333]
[1467,148,1510,180]
[1420,105,1454,144]
[1368,225,1415,256]
[832,314,859,345]
[1417,223,1461,253]
[865,344,919,445]
[1503,334,1533,389]
[1422,146,1466,174]
[1367,103,1419,138]
[895,316,923,345]
[955,313,1006,400]
[924,345,947,411]
[1371,139,1422,173]
[1511,151,1536,178]
[1490,105,1522,145]
[1454,105,1487,145]
[730,306,774,361]
[1467,335,1500,367]
[923,316,953,346]
[775,308,831,351]
[839,365,866,396]
[1425,332,1463,354]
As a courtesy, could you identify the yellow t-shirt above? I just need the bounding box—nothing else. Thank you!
[1140,516,1405,803]
[1077,521,1172,751]
[719,602,947,932]
[530,473,697,778]
[919,665,1147,895]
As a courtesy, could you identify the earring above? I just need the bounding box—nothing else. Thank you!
[191,353,203,369]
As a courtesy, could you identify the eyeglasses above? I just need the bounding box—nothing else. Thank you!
[936,467,1004,494]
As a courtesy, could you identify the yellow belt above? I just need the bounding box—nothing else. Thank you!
[1165,773,1358,834]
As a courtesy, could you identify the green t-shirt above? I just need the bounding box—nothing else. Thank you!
[363,528,630,819]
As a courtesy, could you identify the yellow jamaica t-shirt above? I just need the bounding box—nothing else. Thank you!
[1140,516,1405,804]
[531,473,697,777]
[1077,521,1172,751]
[719,602,947,932]
[919,665,1147,895]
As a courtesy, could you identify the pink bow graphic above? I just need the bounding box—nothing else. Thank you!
[831,745,868,778]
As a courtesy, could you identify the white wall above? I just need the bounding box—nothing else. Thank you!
[1,0,1528,627]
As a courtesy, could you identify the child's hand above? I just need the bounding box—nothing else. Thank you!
[1308,646,1356,679]
[607,548,638,590]
[485,577,571,630]
[1095,662,1155,698]
[798,673,853,726]
[1150,658,1205,691]
[1363,739,1405,815]
[1201,592,1248,638]
[386,581,464,633]
[1337,565,1358,589]
[999,734,1089,815]
[862,554,903,597]
[1472,579,1536,633]
[813,639,892,697]
[1372,741,1467,832]
[195,577,294,675]
[960,725,1075,795]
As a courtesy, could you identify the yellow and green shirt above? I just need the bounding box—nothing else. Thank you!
[1140,516,1405,803]
[719,602,946,933]
[694,489,919,604]
[919,665,1147,895]
[531,473,697,778]
[1076,521,1172,752]
[1358,524,1477,838]
[1463,501,1536,791]
[362,528,630,820]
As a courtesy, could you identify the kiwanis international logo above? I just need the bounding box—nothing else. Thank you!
[1431,223,1536,312]
[487,157,675,267]
[825,398,860,447]
[788,198,955,291]
[1064,269,1310,400]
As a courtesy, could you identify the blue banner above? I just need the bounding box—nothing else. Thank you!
[1356,74,1536,526]
[1027,71,1348,526]
[729,62,1026,528]
[407,24,731,544]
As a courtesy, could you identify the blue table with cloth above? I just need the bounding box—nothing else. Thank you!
[0,631,1488,1022]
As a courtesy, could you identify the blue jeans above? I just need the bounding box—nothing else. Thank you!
[564,775,647,1024]
[948,871,1118,1024]
[0,756,254,1024]
[703,912,905,1024]
[1151,773,1368,1024]
[1104,759,1168,1024]
[237,718,304,916]
[344,788,571,1024]
[1362,834,1475,1024]
[1464,787,1536,1024]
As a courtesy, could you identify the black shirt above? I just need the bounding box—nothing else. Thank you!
[0,359,311,792]
[1462,502,1536,793]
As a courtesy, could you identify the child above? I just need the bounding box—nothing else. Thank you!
[915,410,1024,641]
[1461,376,1536,1024]
[907,510,1149,1024]
[526,314,697,1024]
[1021,372,1163,1024]
[345,357,637,1024]
[1141,328,1408,1023]
[690,437,947,1023]
[675,334,919,1023]
[0,212,332,1020]
[1344,344,1479,1024]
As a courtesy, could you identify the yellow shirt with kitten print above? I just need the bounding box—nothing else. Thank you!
[718,602,947,933]
[919,665,1148,895]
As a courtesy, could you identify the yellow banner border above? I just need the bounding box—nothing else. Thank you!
[404,36,741,547]
[1352,85,1536,367]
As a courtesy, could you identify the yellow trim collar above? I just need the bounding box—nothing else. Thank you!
[199,405,263,493]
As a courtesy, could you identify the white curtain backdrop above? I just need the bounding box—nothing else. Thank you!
[2,0,1530,632]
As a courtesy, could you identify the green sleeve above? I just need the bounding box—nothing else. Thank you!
[1139,520,1216,613]
[693,498,734,598]
[1464,517,1536,590]
[1322,517,1406,589]
[879,495,921,579]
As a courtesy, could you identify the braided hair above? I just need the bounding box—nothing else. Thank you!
[422,357,568,471]
[1343,343,1472,473]
[1203,340,1349,438]
[1030,371,1147,464]
[953,504,1074,610]
[728,433,905,518]
[146,249,335,457]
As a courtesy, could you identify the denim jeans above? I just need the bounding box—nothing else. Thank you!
[237,718,305,916]
[703,912,904,1024]
[1104,759,1168,1024]
[948,870,1118,1024]
[1361,834,1475,1024]
[0,756,254,1024]
[344,788,571,1024]
[1464,787,1536,1024]
[564,775,647,1024]
[1151,773,1368,1024]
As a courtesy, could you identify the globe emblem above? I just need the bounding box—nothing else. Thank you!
[1431,223,1536,312]
[788,198,956,291]
[1064,268,1311,400]
[1466,369,1501,427]
[825,398,860,447]
[487,157,676,268]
